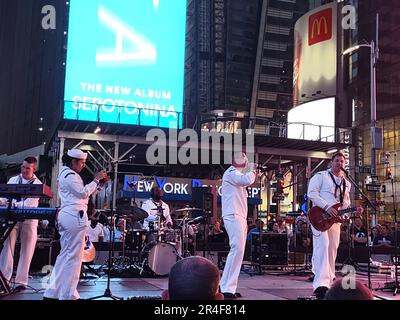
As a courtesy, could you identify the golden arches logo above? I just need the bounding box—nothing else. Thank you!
[308,8,332,46]
[311,16,328,38]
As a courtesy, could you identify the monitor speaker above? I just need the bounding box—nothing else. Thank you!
[251,232,288,265]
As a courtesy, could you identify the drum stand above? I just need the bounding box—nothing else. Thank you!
[180,216,192,258]
[87,213,123,300]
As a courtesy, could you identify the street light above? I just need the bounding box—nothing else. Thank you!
[342,18,380,226]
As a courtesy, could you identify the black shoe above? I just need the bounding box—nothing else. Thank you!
[13,285,26,292]
[313,286,328,300]
[307,274,315,282]
[234,292,242,298]
[43,296,59,300]
[222,292,237,299]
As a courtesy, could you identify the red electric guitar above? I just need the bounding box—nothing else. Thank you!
[309,201,384,232]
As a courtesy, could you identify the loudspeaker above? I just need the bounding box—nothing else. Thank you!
[251,232,288,266]
[29,240,60,272]
[191,186,217,221]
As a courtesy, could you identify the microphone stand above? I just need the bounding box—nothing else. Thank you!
[341,169,377,289]
[87,159,123,300]
[252,168,267,276]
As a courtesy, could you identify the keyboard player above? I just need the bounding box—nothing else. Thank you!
[0,156,42,291]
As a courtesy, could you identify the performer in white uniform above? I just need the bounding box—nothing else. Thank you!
[44,149,106,300]
[0,157,41,290]
[307,151,362,299]
[220,152,256,299]
[142,186,172,231]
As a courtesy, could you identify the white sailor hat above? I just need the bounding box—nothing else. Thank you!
[233,151,248,166]
[67,149,87,160]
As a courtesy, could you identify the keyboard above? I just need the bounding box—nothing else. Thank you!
[0,184,53,198]
[0,207,57,221]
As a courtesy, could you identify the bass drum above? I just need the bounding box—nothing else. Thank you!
[147,242,179,276]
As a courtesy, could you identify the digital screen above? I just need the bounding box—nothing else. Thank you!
[63,0,187,128]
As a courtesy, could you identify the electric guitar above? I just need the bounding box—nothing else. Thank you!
[82,236,96,263]
[308,201,384,232]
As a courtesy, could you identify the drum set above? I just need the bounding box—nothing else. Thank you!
[102,206,203,276]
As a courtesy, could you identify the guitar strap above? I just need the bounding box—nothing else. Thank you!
[328,171,346,205]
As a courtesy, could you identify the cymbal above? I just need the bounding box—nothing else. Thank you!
[117,205,148,221]
[174,207,202,212]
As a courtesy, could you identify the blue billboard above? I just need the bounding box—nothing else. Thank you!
[63,0,187,128]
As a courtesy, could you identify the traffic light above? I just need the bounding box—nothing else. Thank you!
[385,167,392,180]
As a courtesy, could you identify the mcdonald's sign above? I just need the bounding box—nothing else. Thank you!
[308,8,332,46]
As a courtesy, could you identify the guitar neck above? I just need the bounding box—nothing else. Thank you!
[338,207,356,215]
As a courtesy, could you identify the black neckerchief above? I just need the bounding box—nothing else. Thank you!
[328,171,346,204]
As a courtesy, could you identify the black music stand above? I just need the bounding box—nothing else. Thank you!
[87,210,123,300]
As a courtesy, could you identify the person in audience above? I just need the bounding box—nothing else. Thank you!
[293,222,312,252]
[324,279,373,300]
[369,226,379,246]
[247,219,264,241]
[351,217,368,246]
[162,256,224,300]
[373,224,393,246]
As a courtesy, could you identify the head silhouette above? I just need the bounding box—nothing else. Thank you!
[324,279,373,300]
[162,256,223,300]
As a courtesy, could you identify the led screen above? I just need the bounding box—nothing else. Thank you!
[288,97,335,142]
[63,0,187,128]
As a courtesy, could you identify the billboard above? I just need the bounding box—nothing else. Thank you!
[293,2,337,107]
[63,0,187,128]
[123,175,261,204]
[288,97,335,142]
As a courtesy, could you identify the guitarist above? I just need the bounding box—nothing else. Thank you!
[307,151,363,299]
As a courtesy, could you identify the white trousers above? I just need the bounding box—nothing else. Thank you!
[0,220,38,287]
[311,223,341,290]
[44,211,87,300]
[220,214,247,294]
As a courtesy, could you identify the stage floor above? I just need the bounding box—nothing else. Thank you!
[1,264,399,300]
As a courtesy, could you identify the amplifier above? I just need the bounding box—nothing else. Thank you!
[251,232,288,266]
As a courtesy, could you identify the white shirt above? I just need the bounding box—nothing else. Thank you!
[0,174,42,208]
[307,169,351,211]
[141,198,171,230]
[86,222,104,242]
[221,166,256,218]
[58,166,98,213]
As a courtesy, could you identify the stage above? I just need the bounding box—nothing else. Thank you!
[1,266,399,300]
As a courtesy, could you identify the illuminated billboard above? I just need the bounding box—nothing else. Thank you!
[63,0,187,128]
[288,97,335,142]
[293,2,337,107]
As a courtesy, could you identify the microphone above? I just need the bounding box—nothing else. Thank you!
[340,167,349,175]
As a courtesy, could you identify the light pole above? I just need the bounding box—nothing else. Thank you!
[343,17,380,226]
